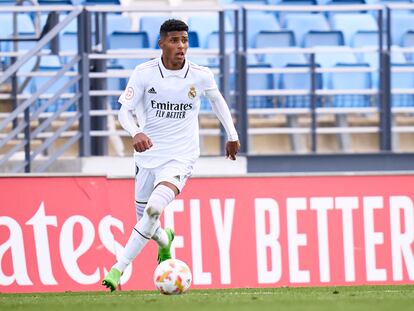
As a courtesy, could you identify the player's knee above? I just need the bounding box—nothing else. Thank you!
[146,205,162,220]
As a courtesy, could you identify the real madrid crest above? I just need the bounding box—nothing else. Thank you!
[188,86,196,99]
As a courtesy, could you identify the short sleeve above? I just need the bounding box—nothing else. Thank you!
[118,68,145,110]
[203,67,218,93]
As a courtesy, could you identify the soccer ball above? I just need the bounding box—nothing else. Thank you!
[153,259,192,295]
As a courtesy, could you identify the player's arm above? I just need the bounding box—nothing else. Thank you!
[205,88,240,160]
[118,70,152,153]
[118,106,152,152]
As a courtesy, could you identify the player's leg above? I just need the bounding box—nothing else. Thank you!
[153,161,194,263]
[102,165,154,292]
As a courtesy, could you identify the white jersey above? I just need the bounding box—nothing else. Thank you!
[119,57,217,168]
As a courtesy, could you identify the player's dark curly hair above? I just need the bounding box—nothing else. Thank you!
[160,19,188,37]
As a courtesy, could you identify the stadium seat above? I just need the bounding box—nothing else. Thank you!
[37,0,74,4]
[314,47,358,68]
[314,47,358,90]
[149,31,199,50]
[328,0,366,3]
[279,63,323,108]
[244,11,280,48]
[204,31,255,67]
[108,31,149,49]
[390,12,414,46]
[188,14,233,48]
[331,13,378,45]
[402,30,414,62]
[108,31,150,69]
[255,30,295,48]
[255,30,295,62]
[392,63,414,107]
[303,30,345,47]
[283,13,330,47]
[81,0,120,4]
[247,64,274,108]
[329,63,372,107]
[402,30,414,48]
[106,14,132,36]
[140,15,176,48]
[352,30,385,48]
[265,52,308,90]
[360,46,406,87]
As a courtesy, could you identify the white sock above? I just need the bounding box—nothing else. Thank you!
[152,226,169,247]
[114,185,175,272]
[113,226,150,273]
[135,203,169,248]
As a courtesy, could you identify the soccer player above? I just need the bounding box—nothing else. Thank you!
[102,19,240,291]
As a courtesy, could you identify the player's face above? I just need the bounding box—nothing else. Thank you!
[159,31,188,70]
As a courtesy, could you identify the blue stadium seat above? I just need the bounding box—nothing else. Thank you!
[265,52,308,90]
[255,30,295,48]
[140,15,176,48]
[328,0,366,3]
[278,0,316,4]
[283,13,330,47]
[315,47,358,68]
[255,30,295,62]
[402,30,414,62]
[352,30,385,48]
[279,64,323,108]
[248,64,274,108]
[360,46,406,87]
[188,14,233,48]
[151,31,199,49]
[402,30,414,47]
[390,12,414,46]
[37,0,74,4]
[392,63,414,107]
[329,63,372,107]
[315,47,358,89]
[82,0,120,4]
[108,31,150,69]
[303,30,345,47]
[106,14,132,36]
[204,31,255,67]
[245,11,280,48]
[108,31,149,49]
[331,13,378,45]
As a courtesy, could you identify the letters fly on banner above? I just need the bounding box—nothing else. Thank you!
[1,175,414,292]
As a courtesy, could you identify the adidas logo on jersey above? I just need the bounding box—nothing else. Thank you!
[148,87,157,94]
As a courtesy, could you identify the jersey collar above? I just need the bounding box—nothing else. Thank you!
[158,57,190,79]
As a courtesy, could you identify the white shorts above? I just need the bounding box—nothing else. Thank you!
[134,160,194,203]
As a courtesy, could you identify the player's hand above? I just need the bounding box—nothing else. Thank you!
[225,140,240,160]
[133,132,153,152]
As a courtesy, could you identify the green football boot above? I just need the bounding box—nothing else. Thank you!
[102,267,121,292]
[157,228,175,264]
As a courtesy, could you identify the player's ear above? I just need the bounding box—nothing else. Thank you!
[158,35,164,49]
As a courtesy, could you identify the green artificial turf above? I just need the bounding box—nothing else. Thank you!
[1,285,413,311]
